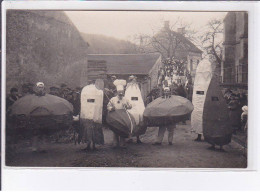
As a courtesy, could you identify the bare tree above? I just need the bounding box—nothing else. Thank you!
[200,19,224,67]
[135,19,197,60]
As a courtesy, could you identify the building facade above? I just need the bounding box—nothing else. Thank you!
[221,12,248,87]
[86,54,163,100]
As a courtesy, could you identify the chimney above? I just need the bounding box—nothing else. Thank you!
[164,21,170,30]
[177,27,185,35]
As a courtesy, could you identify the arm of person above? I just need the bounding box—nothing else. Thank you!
[107,99,115,112]
[124,99,132,109]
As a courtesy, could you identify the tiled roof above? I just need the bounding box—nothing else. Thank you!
[87,54,161,75]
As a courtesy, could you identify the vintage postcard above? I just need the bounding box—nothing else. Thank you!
[3,9,248,169]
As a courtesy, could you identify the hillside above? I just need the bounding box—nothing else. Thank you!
[81,33,138,54]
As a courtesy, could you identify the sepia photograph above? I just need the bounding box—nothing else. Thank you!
[4,10,248,168]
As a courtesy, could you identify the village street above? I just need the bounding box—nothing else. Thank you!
[7,121,247,168]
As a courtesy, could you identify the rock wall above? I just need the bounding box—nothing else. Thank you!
[6,10,89,91]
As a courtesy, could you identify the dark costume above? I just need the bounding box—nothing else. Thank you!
[203,74,233,148]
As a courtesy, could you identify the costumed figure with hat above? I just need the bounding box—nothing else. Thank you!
[106,79,133,148]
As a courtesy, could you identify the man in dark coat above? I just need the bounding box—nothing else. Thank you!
[49,86,60,96]
[6,87,19,111]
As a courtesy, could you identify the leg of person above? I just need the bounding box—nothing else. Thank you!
[126,137,133,143]
[153,126,166,145]
[136,135,142,144]
[120,137,126,148]
[113,132,120,148]
[168,123,176,145]
[194,134,202,142]
[31,135,39,152]
[92,142,96,151]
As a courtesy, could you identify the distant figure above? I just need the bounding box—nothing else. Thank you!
[241,105,248,133]
[34,82,46,96]
[59,83,68,98]
[6,87,19,111]
[176,82,187,98]
[21,83,33,96]
[105,75,117,96]
[228,95,241,134]
[49,86,60,96]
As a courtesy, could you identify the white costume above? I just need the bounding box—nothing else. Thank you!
[191,59,213,135]
[125,79,145,126]
[80,84,103,124]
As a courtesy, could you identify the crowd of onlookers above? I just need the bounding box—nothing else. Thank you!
[6,83,81,117]
[224,89,248,135]
[146,59,193,105]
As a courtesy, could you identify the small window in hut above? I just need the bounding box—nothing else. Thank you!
[87,99,95,103]
[196,91,204,95]
[131,97,138,101]
[211,97,219,101]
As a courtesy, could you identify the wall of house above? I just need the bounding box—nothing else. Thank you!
[221,12,248,85]
[6,10,89,91]
[148,56,163,90]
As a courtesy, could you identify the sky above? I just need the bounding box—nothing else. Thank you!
[65,11,227,42]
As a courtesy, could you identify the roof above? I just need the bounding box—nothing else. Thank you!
[87,54,161,75]
[154,29,202,54]
[172,31,202,54]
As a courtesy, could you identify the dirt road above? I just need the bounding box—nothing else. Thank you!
[6,121,247,168]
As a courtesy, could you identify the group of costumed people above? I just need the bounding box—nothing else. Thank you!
[78,75,146,150]
[7,58,247,153]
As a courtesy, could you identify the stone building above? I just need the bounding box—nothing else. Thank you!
[6,10,89,90]
[86,54,163,100]
[221,12,248,88]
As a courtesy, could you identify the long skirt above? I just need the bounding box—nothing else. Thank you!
[79,119,104,145]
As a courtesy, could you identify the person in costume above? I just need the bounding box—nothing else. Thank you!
[79,80,104,151]
[31,82,47,152]
[152,87,176,146]
[107,79,132,148]
[125,75,145,144]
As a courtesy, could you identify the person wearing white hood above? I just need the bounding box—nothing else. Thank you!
[107,79,132,148]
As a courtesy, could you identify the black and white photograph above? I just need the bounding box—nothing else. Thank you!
[4,9,248,168]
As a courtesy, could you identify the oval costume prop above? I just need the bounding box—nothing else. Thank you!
[106,109,136,138]
[10,94,73,135]
[203,73,232,146]
[125,80,146,136]
[79,84,104,145]
[143,95,194,126]
[191,59,213,135]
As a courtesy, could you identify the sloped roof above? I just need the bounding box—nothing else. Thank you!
[154,29,202,54]
[87,54,161,75]
[170,31,202,53]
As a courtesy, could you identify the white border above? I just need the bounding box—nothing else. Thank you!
[2,1,260,190]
